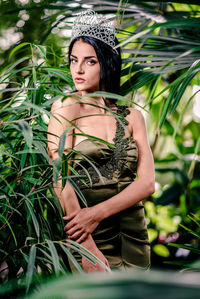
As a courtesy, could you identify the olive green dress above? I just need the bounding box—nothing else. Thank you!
[72,105,150,270]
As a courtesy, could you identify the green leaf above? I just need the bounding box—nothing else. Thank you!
[67,240,110,272]
[0,174,17,197]
[32,67,37,86]
[15,120,33,149]
[179,223,200,239]
[0,214,17,246]
[9,42,30,60]
[25,200,40,238]
[168,243,200,255]
[53,158,61,184]
[1,57,31,82]
[170,73,197,114]
[58,127,76,159]
[72,133,115,148]
[84,91,143,108]
[45,67,73,83]
[115,28,152,49]
[46,240,62,276]
[159,84,179,128]
[61,153,68,189]
[34,44,46,59]
[188,136,200,179]
[59,243,83,273]
[33,140,51,163]
[67,177,87,207]
[26,245,37,293]
[187,214,200,228]
[20,144,28,169]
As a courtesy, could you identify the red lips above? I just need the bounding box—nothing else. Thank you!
[74,77,85,83]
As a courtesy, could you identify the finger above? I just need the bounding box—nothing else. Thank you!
[68,230,83,240]
[66,225,80,235]
[105,259,111,269]
[64,223,72,231]
[63,211,78,221]
[76,233,88,243]
[64,220,77,231]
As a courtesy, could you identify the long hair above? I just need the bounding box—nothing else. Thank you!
[68,36,121,98]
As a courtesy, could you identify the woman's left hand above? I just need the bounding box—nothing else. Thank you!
[63,207,100,243]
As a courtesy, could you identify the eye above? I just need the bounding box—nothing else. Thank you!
[87,60,96,65]
[70,58,77,64]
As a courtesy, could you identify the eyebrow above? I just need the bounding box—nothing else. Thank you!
[70,54,97,59]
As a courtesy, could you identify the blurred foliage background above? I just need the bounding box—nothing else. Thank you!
[0,0,200,297]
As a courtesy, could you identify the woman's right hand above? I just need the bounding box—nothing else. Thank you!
[80,235,110,272]
[82,247,110,272]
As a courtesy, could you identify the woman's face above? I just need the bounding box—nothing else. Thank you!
[70,39,101,95]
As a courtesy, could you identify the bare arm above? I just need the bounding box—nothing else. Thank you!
[47,97,81,215]
[65,108,155,238]
[98,108,155,218]
[48,97,110,271]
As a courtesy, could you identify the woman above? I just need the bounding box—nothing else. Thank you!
[48,10,155,272]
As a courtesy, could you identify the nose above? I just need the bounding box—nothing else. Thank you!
[76,61,84,74]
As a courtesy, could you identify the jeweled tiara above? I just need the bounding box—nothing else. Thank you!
[71,10,117,51]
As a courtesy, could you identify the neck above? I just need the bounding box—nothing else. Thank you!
[77,91,105,106]
[77,91,115,109]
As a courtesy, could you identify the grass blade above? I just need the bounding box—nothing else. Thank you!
[26,245,37,293]
[46,240,62,276]
[25,200,40,238]
[0,214,17,246]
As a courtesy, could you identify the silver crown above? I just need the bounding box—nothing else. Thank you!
[71,10,117,50]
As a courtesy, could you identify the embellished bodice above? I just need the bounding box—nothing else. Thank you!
[72,105,138,189]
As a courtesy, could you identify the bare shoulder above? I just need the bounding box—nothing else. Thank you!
[126,107,148,142]
[127,107,145,126]
[51,94,80,118]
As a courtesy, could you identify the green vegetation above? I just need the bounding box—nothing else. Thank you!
[0,1,200,297]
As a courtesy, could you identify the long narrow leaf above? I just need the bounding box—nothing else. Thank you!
[26,245,37,293]
[46,240,62,276]
[25,200,40,238]
[60,243,83,273]
[0,214,17,246]
[9,42,30,60]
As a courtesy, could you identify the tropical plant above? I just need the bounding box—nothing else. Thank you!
[0,0,200,297]
[26,269,200,299]
[168,213,200,270]
[0,43,111,295]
